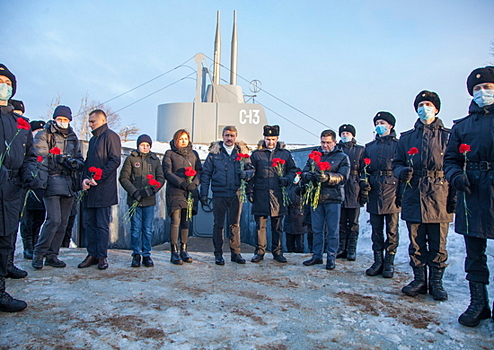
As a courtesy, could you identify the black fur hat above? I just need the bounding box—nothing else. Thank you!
[467,66,494,96]
[414,90,441,113]
[0,64,17,97]
[339,124,356,137]
[10,99,25,113]
[263,125,280,137]
[373,111,396,128]
[30,120,46,131]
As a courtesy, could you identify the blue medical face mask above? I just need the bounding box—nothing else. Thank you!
[375,125,388,136]
[417,105,436,121]
[473,89,494,107]
[56,121,70,129]
[340,136,352,143]
[0,83,13,101]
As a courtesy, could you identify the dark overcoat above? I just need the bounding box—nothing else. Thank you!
[444,102,494,239]
[162,141,202,216]
[83,123,121,208]
[119,150,165,207]
[393,118,453,223]
[248,141,297,217]
[284,183,306,235]
[362,131,400,215]
[0,105,38,236]
[337,139,364,208]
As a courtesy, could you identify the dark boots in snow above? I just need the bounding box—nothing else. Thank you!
[402,266,428,297]
[458,281,491,327]
[366,250,383,276]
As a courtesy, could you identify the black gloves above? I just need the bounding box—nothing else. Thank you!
[180,181,197,191]
[358,191,368,206]
[447,200,457,214]
[451,174,471,195]
[302,172,315,182]
[395,195,402,208]
[239,170,247,180]
[247,193,254,204]
[200,195,209,206]
[359,180,371,192]
[400,167,414,182]
[187,182,197,191]
[140,188,154,199]
[278,177,289,187]
[132,190,142,202]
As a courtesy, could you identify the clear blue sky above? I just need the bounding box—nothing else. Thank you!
[3,0,494,145]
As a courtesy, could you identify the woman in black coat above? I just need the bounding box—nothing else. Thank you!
[162,129,202,265]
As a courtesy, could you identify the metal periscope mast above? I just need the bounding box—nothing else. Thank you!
[156,11,268,145]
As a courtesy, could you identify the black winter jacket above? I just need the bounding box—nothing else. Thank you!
[301,147,350,204]
[119,150,165,207]
[444,102,494,239]
[200,141,254,198]
[284,183,306,235]
[34,120,84,197]
[0,106,38,236]
[338,139,365,208]
[362,131,400,215]
[83,123,121,208]
[393,118,453,223]
[247,141,297,216]
[162,141,202,216]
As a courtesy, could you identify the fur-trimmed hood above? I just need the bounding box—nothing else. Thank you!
[208,140,250,155]
[256,140,286,150]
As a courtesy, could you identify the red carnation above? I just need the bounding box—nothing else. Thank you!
[364,158,371,165]
[184,167,197,177]
[146,174,154,180]
[296,171,302,175]
[49,147,61,155]
[459,144,471,154]
[16,118,30,130]
[148,179,161,188]
[37,155,43,163]
[407,147,419,155]
[317,161,331,171]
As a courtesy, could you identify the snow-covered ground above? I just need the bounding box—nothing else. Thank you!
[3,212,494,349]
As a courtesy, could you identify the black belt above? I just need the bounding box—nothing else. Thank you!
[371,170,394,176]
[467,161,494,171]
[415,170,444,178]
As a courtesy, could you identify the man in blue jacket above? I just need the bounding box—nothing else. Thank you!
[78,109,121,270]
[200,126,254,265]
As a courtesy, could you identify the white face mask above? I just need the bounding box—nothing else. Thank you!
[56,121,69,129]
[340,136,352,143]
[473,89,494,107]
[0,83,13,101]
[417,105,436,121]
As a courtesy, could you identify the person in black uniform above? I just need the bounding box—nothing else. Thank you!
[0,64,40,312]
[362,112,400,278]
[336,124,364,261]
[444,66,494,327]
[393,91,453,301]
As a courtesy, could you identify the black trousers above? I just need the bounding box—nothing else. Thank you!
[83,206,111,259]
[369,213,399,254]
[464,236,490,284]
[254,215,283,256]
[212,195,242,256]
[286,234,304,253]
[339,207,360,241]
[406,222,448,269]
[34,196,74,259]
[20,209,45,250]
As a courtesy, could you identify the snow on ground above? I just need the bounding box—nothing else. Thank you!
[2,212,494,350]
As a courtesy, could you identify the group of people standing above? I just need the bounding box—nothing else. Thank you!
[1,63,494,330]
